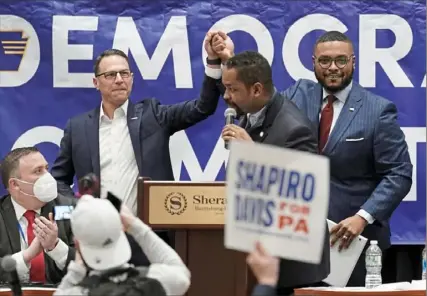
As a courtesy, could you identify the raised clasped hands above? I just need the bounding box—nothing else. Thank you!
[204,30,234,62]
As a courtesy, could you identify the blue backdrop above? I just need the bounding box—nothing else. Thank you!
[0,0,425,244]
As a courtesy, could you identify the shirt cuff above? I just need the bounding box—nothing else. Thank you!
[11,251,29,281]
[205,66,222,79]
[45,239,69,270]
[252,284,276,295]
[357,209,375,224]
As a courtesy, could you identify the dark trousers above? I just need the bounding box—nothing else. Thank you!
[127,230,173,266]
[347,248,393,287]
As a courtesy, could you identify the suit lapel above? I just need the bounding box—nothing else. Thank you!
[0,197,21,253]
[86,108,100,177]
[323,83,364,154]
[307,83,323,131]
[238,114,248,129]
[127,101,143,174]
[252,92,284,143]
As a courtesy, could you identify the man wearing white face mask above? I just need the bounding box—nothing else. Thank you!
[0,147,76,284]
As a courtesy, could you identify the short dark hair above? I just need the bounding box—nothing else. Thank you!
[224,51,274,94]
[1,147,39,189]
[93,49,130,75]
[315,31,353,49]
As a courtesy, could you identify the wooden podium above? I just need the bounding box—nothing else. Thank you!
[137,178,257,296]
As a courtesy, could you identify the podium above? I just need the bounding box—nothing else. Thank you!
[137,178,257,296]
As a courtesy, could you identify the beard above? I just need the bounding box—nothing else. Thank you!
[226,102,245,117]
[315,68,353,93]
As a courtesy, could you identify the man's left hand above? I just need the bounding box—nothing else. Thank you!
[33,213,59,251]
[222,124,252,142]
[330,215,368,251]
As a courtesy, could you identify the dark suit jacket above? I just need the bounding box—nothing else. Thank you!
[239,92,330,288]
[283,79,413,250]
[50,75,221,196]
[251,284,277,296]
[0,194,76,284]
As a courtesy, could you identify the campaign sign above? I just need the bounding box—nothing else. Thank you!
[224,141,330,264]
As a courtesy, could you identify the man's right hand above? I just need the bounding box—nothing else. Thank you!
[23,237,43,263]
[212,31,234,63]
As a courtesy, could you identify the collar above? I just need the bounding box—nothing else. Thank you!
[247,89,277,126]
[322,80,353,104]
[11,197,41,220]
[99,99,129,122]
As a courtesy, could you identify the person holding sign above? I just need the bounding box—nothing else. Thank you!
[218,49,330,296]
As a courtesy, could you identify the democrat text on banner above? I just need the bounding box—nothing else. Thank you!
[0,0,424,244]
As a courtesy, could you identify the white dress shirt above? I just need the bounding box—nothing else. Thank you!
[99,99,139,214]
[320,81,375,224]
[10,198,69,282]
[98,67,223,215]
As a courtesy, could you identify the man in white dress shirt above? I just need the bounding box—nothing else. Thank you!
[50,32,233,265]
[0,147,76,284]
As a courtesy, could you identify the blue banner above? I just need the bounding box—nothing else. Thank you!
[0,0,425,244]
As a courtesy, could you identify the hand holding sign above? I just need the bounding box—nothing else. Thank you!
[247,241,279,286]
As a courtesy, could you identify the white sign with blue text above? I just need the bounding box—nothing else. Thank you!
[224,141,330,264]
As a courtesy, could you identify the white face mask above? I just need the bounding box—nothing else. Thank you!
[16,172,58,203]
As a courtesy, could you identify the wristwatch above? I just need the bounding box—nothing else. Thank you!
[206,57,221,65]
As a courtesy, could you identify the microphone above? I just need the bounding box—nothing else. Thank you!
[224,107,237,150]
[1,256,22,296]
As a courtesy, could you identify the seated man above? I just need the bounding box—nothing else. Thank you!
[0,147,76,284]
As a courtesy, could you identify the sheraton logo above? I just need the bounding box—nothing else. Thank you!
[164,192,187,215]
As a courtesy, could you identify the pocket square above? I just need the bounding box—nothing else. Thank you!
[345,137,364,142]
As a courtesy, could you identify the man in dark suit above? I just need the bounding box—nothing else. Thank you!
[282,31,413,286]
[0,147,75,284]
[50,33,233,265]
[220,51,330,296]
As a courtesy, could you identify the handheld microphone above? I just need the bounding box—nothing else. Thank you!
[224,107,237,150]
[1,256,22,296]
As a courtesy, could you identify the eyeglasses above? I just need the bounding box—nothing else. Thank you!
[96,70,132,80]
[314,55,354,69]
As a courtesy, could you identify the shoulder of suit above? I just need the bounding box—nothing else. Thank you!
[133,98,159,108]
[69,108,97,123]
[0,194,10,206]
[353,82,395,110]
[279,99,314,128]
[295,78,318,89]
